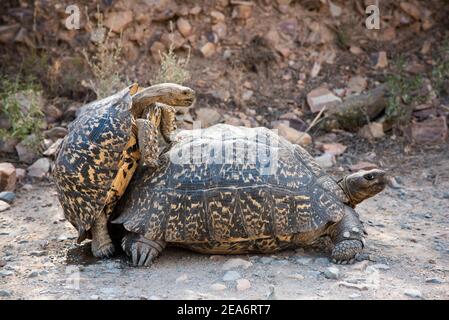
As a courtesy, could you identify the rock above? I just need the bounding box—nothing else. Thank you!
[324,267,340,280]
[103,10,133,33]
[0,191,15,204]
[0,163,16,192]
[175,274,188,283]
[310,61,321,78]
[260,257,274,264]
[42,104,63,123]
[195,108,222,127]
[236,279,251,291]
[27,158,51,179]
[160,31,186,50]
[200,42,216,58]
[0,200,10,212]
[222,270,241,282]
[314,153,335,168]
[375,51,388,69]
[349,161,378,171]
[150,41,166,61]
[347,76,367,95]
[44,127,68,140]
[319,143,347,156]
[28,270,39,278]
[210,10,225,23]
[339,281,369,291]
[0,137,19,154]
[176,18,192,37]
[222,258,252,270]
[274,123,312,146]
[242,90,254,101]
[212,22,227,39]
[296,257,313,265]
[210,283,227,291]
[43,138,63,157]
[232,5,252,19]
[0,290,12,297]
[307,87,342,113]
[350,46,364,55]
[359,122,384,139]
[286,273,305,280]
[425,278,444,284]
[16,169,26,181]
[190,6,202,15]
[400,2,421,20]
[328,0,342,17]
[0,270,14,276]
[404,289,423,299]
[90,295,100,300]
[410,117,448,144]
[370,263,390,270]
[15,135,39,164]
[349,293,361,299]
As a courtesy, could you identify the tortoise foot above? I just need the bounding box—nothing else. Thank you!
[331,239,362,264]
[91,240,115,258]
[121,233,165,267]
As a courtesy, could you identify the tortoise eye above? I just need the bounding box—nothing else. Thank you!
[364,173,375,181]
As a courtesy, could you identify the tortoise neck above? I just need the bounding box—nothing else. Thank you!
[338,177,358,208]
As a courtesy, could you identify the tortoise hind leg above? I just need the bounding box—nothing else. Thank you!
[121,233,166,267]
[328,207,366,264]
[91,212,115,258]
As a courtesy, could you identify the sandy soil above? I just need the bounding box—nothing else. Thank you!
[0,146,448,300]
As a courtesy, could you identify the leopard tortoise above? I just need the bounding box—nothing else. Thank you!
[53,83,195,258]
[112,124,387,266]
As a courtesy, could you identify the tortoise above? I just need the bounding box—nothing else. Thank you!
[113,124,388,266]
[53,83,195,258]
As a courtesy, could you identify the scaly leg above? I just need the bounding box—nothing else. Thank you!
[135,105,162,167]
[91,212,115,258]
[327,206,366,264]
[158,103,177,143]
[121,233,166,267]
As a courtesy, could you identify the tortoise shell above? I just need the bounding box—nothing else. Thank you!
[114,124,348,243]
[53,85,139,242]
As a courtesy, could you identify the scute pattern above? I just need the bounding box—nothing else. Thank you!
[53,87,136,239]
[114,125,347,245]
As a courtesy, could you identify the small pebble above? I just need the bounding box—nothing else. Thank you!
[223,270,241,282]
[324,266,340,280]
[425,278,444,284]
[222,258,252,270]
[260,257,274,264]
[210,283,227,291]
[236,279,251,291]
[0,290,12,297]
[0,192,15,204]
[404,289,423,299]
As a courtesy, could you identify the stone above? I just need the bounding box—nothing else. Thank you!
[28,270,39,278]
[0,200,10,212]
[27,158,51,179]
[0,191,15,204]
[274,123,312,146]
[103,10,133,33]
[328,0,342,17]
[287,273,305,280]
[349,161,378,171]
[0,290,12,297]
[425,278,444,284]
[314,153,335,168]
[324,267,340,280]
[404,289,423,299]
[160,31,186,50]
[16,169,26,181]
[260,257,274,264]
[296,257,313,265]
[347,76,367,95]
[176,18,192,37]
[307,87,342,113]
[242,90,253,101]
[200,42,216,58]
[375,51,388,69]
[0,163,16,192]
[210,283,227,291]
[339,281,369,291]
[236,279,251,291]
[44,127,68,140]
[0,137,19,154]
[400,2,421,20]
[42,104,63,123]
[359,122,384,139]
[175,274,188,283]
[222,258,252,270]
[210,10,225,23]
[319,143,347,156]
[310,61,321,78]
[150,41,166,61]
[15,135,39,164]
[232,5,252,19]
[222,270,241,282]
[0,270,14,276]
[350,46,364,55]
[410,117,447,144]
[195,108,222,127]
[212,22,227,39]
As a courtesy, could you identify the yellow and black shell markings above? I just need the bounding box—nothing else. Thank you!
[114,124,347,248]
[53,85,140,242]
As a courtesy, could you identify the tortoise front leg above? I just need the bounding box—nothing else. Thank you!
[158,103,177,143]
[91,212,115,258]
[135,105,162,167]
[327,206,366,264]
[121,233,166,267]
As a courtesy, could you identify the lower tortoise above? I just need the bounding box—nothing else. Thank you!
[113,124,388,266]
[53,83,195,258]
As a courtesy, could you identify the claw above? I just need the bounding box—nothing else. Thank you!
[132,244,139,266]
[138,246,150,266]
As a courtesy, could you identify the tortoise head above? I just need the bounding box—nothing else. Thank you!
[131,83,195,117]
[339,169,387,207]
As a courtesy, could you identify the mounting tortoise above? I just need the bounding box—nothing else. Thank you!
[53,83,195,258]
[113,124,388,266]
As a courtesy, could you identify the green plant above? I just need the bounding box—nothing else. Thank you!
[82,9,125,99]
[153,23,190,85]
[430,41,449,99]
[0,77,44,144]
